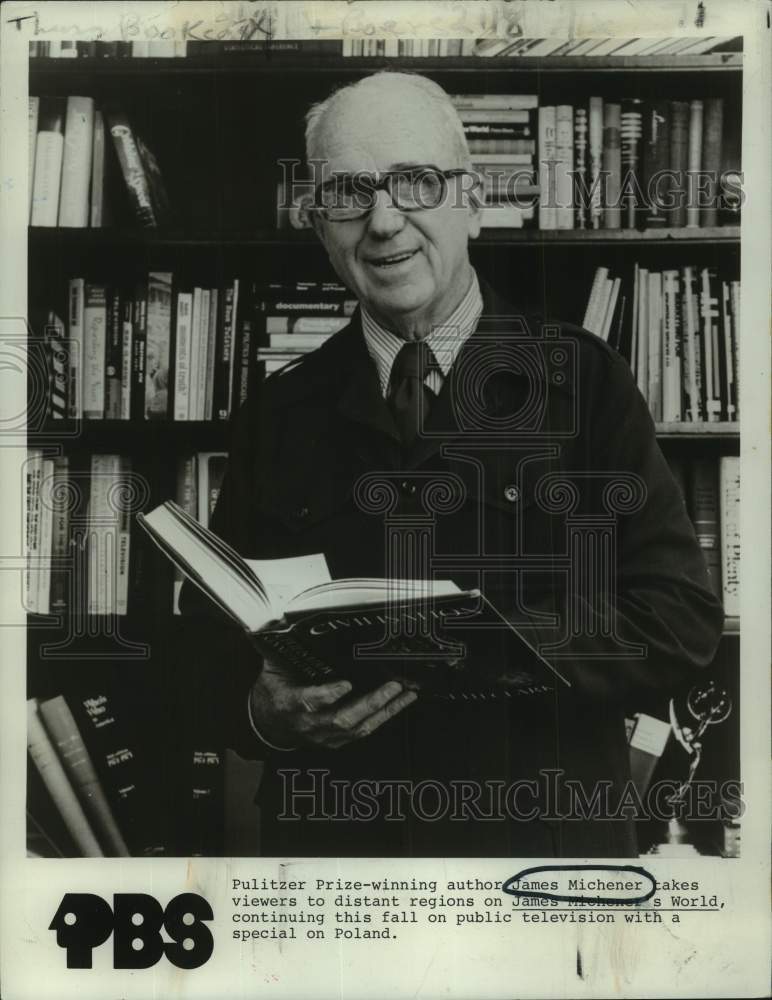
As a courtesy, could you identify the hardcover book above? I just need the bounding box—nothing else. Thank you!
[137,501,569,700]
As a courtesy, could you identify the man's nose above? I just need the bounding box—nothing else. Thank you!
[365,188,406,238]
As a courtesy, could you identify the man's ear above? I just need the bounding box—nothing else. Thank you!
[465,172,483,240]
[289,191,316,231]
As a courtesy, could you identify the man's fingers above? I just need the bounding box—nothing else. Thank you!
[353,689,418,739]
[295,680,353,712]
[329,681,409,732]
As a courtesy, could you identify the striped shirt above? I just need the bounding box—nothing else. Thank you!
[361,270,483,397]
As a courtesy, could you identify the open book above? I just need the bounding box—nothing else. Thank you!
[137,501,569,699]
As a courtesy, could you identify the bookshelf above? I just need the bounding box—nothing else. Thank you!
[27,44,742,857]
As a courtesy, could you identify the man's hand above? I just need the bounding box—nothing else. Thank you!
[250,657,418,750]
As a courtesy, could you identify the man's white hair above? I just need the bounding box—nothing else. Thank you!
[304,71,471,169]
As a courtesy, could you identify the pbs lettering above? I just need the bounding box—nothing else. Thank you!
[49,892,213,969]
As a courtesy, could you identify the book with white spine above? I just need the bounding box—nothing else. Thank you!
[58,96,95,227]
[719,455,740,617]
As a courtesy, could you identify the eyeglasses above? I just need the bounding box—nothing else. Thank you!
[312,167,476,222]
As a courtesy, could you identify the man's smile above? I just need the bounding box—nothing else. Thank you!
[364,248,420,269]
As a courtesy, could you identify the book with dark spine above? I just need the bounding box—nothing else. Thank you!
[620,99,644,229]
[144,271,173,419]
[130,282,147,421]
[104,287,122,419]
[49,455,70,614]
[668,101,689,227]
[602,103,622,229]
[701,98,724,227]
[641,101,670,228]
[689,459,722,599]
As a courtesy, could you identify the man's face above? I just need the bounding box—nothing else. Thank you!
[309,85,481,338]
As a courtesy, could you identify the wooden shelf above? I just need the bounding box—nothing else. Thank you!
[655,422,739,439]
[29,53,742,78]
[29,226,740,249]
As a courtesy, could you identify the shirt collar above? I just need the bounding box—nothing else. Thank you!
[361,270,483,395]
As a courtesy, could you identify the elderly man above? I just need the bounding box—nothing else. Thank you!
[183,72,722,857]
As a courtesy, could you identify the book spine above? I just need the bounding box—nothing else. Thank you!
[719,455,740,617]
[646,271,662,421]
[27,700,104,857]
[37,458,54,615]
[582,266,609,335]
[58,96,95,227]
[89,110,106,227]
[196,289,211,421]
[630,263,639,378]
[28,96,39,222]
[119,297,133,420]
[691,459,722,599]
[237,317,253,408]
[173,455,197,613]
[686,100,704,228]
[39,696,130,856]
[45,310,69,419]
[104,288,123,419]
[49,456,70,614]
[555,105,574,230]
[25,450,43,614]
[574,106,588,229]
[699,267,721,421]
[107,112,158,227]
[196,452,227,526]
[602,103,622,229]
[729,280,740,419]
[188,288,203,420]
[144,271,173,419]
[700,98,724,227]
[635,267,649,398]
[537,106,556,229]
[588,97,603,230]
[668,101,689,227]
[661,270,680,422]
[642,101,669,228]
[214,282,235,421]
[173,291,193,421]
[620,99,643,229]
[116,458,131,616]
[30,99,65,227]
[67,278,85,419]
[680,266,702,421]
[204,288,219,422]
[83,283,107,419]
[130,286,147,421]
[719,281,734,421]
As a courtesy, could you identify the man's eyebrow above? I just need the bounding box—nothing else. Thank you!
[388,162,440,171]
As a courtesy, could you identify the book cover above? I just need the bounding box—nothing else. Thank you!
[214,280,237,421]
[138,502,570,701]
[144,270,173,419]
[58,95,95,227]
[173,454,197,614]
[30,97,66,227]
[39,695,130,856]
[27,699,104,857]
[67,278,85,419]
[44,309,68,419]
[196,453,227,527]
[135,132,171,224]
[719,455,740,617]
[27,749,78,857]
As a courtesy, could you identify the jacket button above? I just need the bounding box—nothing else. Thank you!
[400,480,417,497]
[296,506,310,520]
[503,485,520,502]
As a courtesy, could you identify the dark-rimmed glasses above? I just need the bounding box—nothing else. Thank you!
[312,167,477,221]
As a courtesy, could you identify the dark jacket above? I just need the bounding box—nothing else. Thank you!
[180,279,723,857]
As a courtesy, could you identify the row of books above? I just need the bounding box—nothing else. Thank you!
[39,278,357,421]
[666,455,740,617]
[30,37,737,60]
[25,452,133,616]
[27,693,155,857]
[538,96,739,230]
[582,265,739,423]
[24,449,226,618]
[29,96,170,227]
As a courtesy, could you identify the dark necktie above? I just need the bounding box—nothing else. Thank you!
[388,340,440,447]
